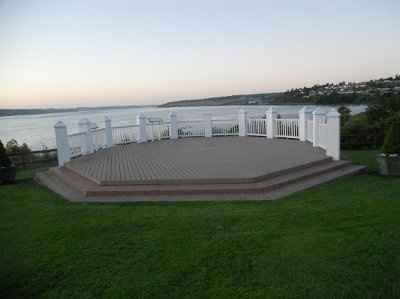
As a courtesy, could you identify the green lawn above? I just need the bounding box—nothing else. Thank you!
[1,151,400,298]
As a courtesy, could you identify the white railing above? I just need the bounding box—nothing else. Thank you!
[68,132,85,157]
[112,125,137,144]
[146,123,170,141]
[55,107,341,167]
[178,120,206,138]
[212,119,239,136]
[318,123,328,150]
[275,119,299,139]
[247,119,267,136]
[92,128,106,150]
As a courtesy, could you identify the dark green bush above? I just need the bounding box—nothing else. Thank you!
[6,139,31,156]
[0,140,12,167]
[341,95,400,150]
[366,95,400,131]
[382,117,400,155]
[341,113,383,150]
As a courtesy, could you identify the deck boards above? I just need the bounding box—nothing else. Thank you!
[65,137,328,185]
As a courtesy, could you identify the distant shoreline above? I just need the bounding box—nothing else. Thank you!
[1,101,366,117]
[158,102,363,108]
[158,92,370,108]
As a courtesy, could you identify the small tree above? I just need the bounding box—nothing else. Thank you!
[6,139,20,155]
[0,140,12,167]
[382,117,400,155]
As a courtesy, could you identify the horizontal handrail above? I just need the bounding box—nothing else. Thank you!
[178,119,204,124]
[112,124,139,129]
[68,132,85,137]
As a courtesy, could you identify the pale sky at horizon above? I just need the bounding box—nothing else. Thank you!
[0,0,399,109]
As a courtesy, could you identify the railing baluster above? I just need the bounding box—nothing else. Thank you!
[273,118,299,139]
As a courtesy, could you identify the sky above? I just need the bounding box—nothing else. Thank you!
[0,0,399,108]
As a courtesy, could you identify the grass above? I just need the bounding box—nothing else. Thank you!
[14,160,58,181]
[1,152,400,298]
[342,150,379,173]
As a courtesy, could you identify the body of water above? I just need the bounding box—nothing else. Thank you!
[0,105,366,150]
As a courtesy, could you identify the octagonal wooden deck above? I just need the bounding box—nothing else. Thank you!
[37,137,366,201]
[64,137,328,185]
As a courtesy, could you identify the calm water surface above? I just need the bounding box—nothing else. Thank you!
[0,105,366,150]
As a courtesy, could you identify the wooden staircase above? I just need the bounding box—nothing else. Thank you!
[36,158,366,202]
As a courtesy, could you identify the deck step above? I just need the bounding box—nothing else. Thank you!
[35,171,85,200]
[35,160,366,201]
[85,160,351,196]
[85,165,367,202]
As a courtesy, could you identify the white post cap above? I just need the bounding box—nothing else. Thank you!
[104,115,111,122]
[327,108,340,118]
[299,106,314,114]
[267,106,276,114]
[312,107,326,115]
[299,106,308,113]
[54,121,66,128]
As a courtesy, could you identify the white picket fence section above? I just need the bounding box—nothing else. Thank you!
[212,119,239,136]
[68,132,85,157]
[275,119,299,139]
[54,107,341,167]
[247,119,267,136]
[147,123,170,141]
[112,125,138,145]
[178,120,206,138]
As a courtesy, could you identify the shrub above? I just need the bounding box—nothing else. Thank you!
[0,140,12,168]
[6,139,20,154]
[382,116,400,155]
[366,94,400,131]
[341,112,383,150]
[5,140,33,166]
[6,139,31,156]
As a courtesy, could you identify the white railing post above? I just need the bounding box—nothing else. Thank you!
[312,108,325,147]
[299,106,312,142]
[238,108,248,137]
[169,112,178,140]
[78,118,93,154]
[204,113,212,137]
[78,118,87,154]
[87,124,94,154]
[266,107,277,139]
[326,108,341,160]
[54,121,71,167]
[104,116,113,148]
[136,112,147,143]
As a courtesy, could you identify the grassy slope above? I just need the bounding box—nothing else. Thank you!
[1,151,400,298]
